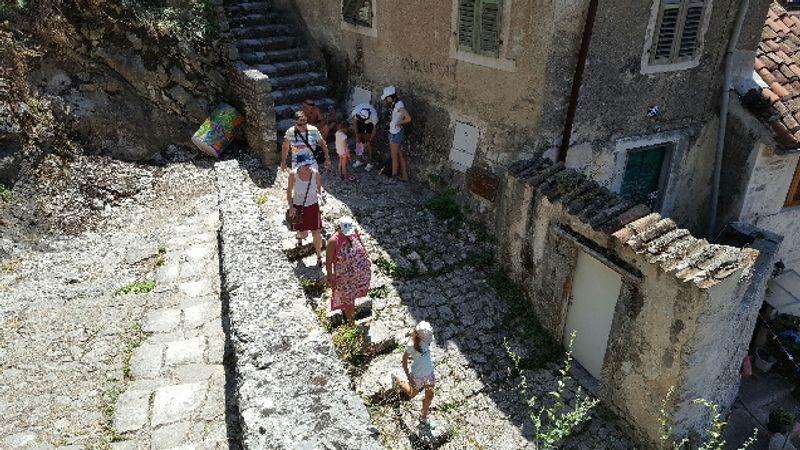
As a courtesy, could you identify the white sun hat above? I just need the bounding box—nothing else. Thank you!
[337,216,356,236]
[381,85,396,100]
[415,321,434,343]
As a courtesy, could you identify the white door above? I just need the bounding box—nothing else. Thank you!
[564,250,623,379]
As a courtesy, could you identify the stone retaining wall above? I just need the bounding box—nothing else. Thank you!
[215,159,383,449]
[496,157,777,446]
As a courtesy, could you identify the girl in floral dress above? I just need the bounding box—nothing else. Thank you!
[325,216,371,325]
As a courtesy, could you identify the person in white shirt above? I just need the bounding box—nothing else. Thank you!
[381,85,411,184]
[334,121,356,182]
[392,321,437,430]
[349,102,378,171]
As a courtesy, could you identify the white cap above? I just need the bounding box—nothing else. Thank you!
[415,321,434,343]
[381,85,396,100]
[337,216,355,236]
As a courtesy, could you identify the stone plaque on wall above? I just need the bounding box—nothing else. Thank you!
[469,169,500,202]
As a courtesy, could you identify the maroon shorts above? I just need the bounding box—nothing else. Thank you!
[292,202,321,232]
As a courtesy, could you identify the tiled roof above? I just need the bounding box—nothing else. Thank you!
[508,158,757,289]
[756,1,800,146]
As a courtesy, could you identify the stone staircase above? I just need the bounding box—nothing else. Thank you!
[223,0,338,142]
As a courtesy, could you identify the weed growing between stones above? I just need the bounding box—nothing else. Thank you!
[0,257,23,273]
[658,387,758,450]
[426,190,464,234]
[314,304,333,332]
[505,331,599,449]
[154,244,166,267]
[488,271,558,368]
[368,285,391,298]
[332,323,366,365]
[115,279,156,295]
[375,255,418,278]
[121,323,147,379]
[120,0,219,43]
[299,276,325,297]
[0,183,12,202]
[464,249,494,269]
[255,193,268,206]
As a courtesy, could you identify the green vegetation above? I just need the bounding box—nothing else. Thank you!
[255,193,269,206]
[121,0,219,43]
[332,323,365,364]
[314,304,332,332]
[465,249,494,268]
[489,271,558,368]
[658,387,758,450]
[426,190,464,233]
[367,285,391,299]
[299,277,325,297]
[0,0,25,21]
[0,258,23,274]
[121,323,146,379]
[505,331,599,449]
[115,279,156,295]
[154,244,166,267]
[0,184,12,202]
[767,408,794,434]
[374,255,417,279]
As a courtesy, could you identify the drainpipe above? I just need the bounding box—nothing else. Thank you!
[709,0,750,240]
[557,0,599,163]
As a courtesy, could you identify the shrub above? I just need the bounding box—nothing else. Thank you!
[768,409,793,434]
[332,324,365,364]
[115,279,156,295]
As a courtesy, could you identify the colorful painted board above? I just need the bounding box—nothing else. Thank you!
[191,103,244,157]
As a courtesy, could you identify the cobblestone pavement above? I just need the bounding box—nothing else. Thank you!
[246,153,633,450]
[0,151,231,450]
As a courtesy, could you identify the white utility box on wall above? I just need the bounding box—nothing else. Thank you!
[449,121,479,173]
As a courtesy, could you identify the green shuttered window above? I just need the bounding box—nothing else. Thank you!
[621,144,671,210]
[457,0,502,57]
[651,0,706,64]
[342,0,372,27]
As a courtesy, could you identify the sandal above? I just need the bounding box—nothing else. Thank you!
[296,237,303,248]
[316,255,323,266]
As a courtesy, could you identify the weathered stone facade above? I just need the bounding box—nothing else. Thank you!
[496,157,776,446]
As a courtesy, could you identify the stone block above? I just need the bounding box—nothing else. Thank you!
[183,301,219,329]
[151,382,207,426]
[172,364,222,383]
[179,280,213,298]
[110,442,140,450]
[165,337,206,366]
[151,421,191,450]
[114,389,151,432]
[143,309,181,333]
[184,244,213,261]
[3,432,38,448]
[157,263,180,284]
[365,321,396,355]
[130,343,165,378]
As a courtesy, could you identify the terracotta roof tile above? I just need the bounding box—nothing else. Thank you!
[755,1,800,146]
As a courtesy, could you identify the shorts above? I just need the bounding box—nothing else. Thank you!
[336,148,349,158]
[356,121,374,135]
[412,372,435,391]
[389,130,404,145]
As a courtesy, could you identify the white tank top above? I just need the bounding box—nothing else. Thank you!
[292,170,318,206]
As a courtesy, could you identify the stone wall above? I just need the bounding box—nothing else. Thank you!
[495,157,772,446]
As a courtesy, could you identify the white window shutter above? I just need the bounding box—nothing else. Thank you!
[653,0,682,62]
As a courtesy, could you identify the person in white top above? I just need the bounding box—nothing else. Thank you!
[381,85,411,184]
[286,153,325,265]
[349,102,378,171]
[334,121,356,182]
[392,321,437,430]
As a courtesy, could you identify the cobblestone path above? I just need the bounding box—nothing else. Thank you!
[245,153,633,450]
[0,154,231,450]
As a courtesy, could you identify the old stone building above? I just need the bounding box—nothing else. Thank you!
[723,1,800,316]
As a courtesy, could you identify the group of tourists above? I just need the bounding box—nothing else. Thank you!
[280,85,436,430]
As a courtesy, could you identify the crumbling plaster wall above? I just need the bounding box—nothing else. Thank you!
[282,0,590,179]
[496,158,762,446]
[565,0,772,235]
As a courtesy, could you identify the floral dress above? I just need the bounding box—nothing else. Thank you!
[331,231,371,311]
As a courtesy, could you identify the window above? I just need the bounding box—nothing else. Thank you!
[457,0,502,57]
[620,144,672,210]
[342,0,373,28]
[786,160,800,207]
[650,0,707,65]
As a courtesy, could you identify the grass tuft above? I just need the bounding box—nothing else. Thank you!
[115,279,157,295]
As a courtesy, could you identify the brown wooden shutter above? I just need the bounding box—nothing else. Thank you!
[458,0,477,50]
[653,0,681,62]
[786,160,800,207]
[677,1,705,59]
[478,0,502,56]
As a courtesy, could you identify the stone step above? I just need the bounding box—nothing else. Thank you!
[272,84,330,106]
[269,71,327,90]
[241,47,312,65]
[327,298,373,328]
[237,36,299,52]
[224,1,272,14]
[231,23,292,39]
[227,11,288,26]
[254,59,319,76]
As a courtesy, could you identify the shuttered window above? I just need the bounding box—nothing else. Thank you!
[342,0,372,27]
[786,160,800,207]
[651,0,707,64]
[621,144,671,210]
[457,0,502,57]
